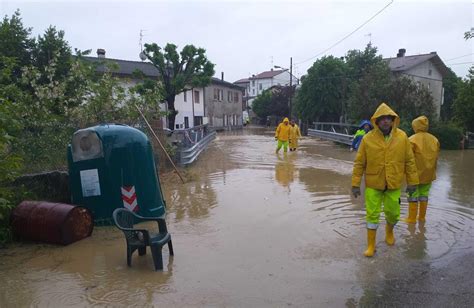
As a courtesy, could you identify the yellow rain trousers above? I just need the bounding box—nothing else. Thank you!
[352,103,419,229]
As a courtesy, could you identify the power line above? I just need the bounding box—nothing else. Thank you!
[294,0,394,66]
[445,53,474,62]
[447,62,473,66]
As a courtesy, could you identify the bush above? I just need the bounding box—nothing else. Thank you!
[430,122,463,150]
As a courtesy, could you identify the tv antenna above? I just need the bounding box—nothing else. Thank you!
[139,29,147,61]
[365,33,372,44]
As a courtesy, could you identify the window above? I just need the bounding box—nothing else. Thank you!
[213,88,219,100]
[218,89,223,101]
[252,89,255,95]
[428,69,432,76]
[194,116,203,126]
[234,92,239,103]
[194,90,200,103]
[183,90,187,102]
[228,91,232,102]
[252,80,255,86]
[184,117,189,129]
[259,84,262,90]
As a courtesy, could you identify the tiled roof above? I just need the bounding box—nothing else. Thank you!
[384,52,449,77]
[211,77,245,90]
[250,69,286,80]
[234,78,250,84]
[82,56,160,77]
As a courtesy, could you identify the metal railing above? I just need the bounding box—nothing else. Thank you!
[171,124,216,165]
[307,122,358,145]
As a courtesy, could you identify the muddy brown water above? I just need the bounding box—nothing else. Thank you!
[1,128,473,307]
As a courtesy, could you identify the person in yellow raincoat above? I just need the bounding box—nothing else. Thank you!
[351,103,419,257]
[403,116,440,224]
[289,120,302,151]
[275,117,291,153]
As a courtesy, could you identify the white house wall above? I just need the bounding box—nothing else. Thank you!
[173,88,205,129]
[404,60,443,118]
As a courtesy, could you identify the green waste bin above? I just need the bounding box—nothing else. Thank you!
[67,124,166,224]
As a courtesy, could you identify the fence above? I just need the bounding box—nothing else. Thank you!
[307,122,358,145]
[171,124,216,166]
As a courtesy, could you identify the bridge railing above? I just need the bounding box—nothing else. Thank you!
[308,122,358,145]
[171,124,216,166]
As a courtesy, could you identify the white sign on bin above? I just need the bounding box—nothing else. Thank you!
[80,169,101,197]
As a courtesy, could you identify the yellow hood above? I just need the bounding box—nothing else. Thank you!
[283,117,289,123]
[412,116,429,133]
[370,102,400,130]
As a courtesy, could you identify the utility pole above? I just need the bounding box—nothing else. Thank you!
[289,57,293,118]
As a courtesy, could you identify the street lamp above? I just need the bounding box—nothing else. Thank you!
[274,57,293,117]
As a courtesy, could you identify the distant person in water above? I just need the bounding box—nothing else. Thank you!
[275,117,291,153]
[350,120,373,152]
[289,120,302,151]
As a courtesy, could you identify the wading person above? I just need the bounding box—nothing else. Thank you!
[275,117,291,153]
[289,120,302,151]
[404,116,440,224]
[351,103,419,257]
[350,120,373,152]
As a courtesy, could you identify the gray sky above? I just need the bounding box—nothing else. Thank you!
[1,0,473,82]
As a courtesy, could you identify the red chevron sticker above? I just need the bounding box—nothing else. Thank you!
[121,186,139,212]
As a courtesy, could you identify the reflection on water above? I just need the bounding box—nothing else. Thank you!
[1,128,472,306]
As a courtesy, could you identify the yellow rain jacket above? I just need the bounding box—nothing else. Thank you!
[289,124,302,147]
[275,118,291,141]
[352,103,419,190]
[409,116,440,184]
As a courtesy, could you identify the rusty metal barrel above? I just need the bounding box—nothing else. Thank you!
[11,201,93,245]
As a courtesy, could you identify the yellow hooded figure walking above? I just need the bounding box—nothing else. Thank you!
[403,116,440,224]
[275,117,291,153]
[351,103,419,257]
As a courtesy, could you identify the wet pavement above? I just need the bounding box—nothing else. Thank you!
[1,127,473,307]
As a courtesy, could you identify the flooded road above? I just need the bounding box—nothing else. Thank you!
[1,127,473,307]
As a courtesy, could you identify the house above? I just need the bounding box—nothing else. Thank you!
[384,49,450,118]
[234,69,295,123]
[205,75,244,130]
[84,49,205,130]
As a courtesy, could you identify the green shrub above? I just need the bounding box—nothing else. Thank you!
[430,122,463,150]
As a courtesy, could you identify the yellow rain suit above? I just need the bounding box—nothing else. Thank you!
[409,116,440,185]
[275,118,291,153]
[352,103,419,229]
[405,116,440,223]
[289,124,302,150]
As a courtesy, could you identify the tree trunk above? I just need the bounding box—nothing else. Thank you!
[166,96,177,130]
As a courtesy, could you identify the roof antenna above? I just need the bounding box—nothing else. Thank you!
[139,29,147,61]
[365,33,372,45]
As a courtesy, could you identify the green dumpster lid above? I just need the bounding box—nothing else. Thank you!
[88,124,149,148]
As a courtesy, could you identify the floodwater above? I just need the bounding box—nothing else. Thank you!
[1,127,473,307]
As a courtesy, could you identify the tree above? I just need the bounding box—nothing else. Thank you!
[385,77,436,131]
[294,56,347,122]
[34,26,72,84]
[0,10,35,81]
[251,89,272,118]
[440,68,462,121]
[345,44,392,121]
[453,68,474,131]
[252,86,291,119]
[143,43,215,130]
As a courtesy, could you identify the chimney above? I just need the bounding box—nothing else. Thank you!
[397,48,406,58]
[221,72,224,81]
[97,48,106,58]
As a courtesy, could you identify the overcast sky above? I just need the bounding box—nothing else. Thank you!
[1,0,472,82]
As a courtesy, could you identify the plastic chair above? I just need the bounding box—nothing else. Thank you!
[112,208,174,271]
